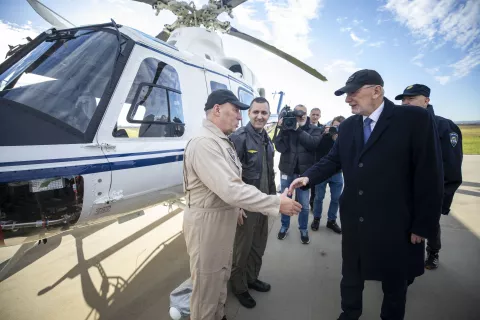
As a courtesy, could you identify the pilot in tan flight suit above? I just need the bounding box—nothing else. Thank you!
[183,89,302,320]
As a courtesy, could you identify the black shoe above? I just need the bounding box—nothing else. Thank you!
[235,291,256,308]
[300,230,310,244]
[222,316,227,320]
[425,251,439,270]
[311,217,320,231]
[278,227,288,240]
[327,220,342,234]
[248,279,271,292]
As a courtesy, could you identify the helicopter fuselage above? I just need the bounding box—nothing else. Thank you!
[0,23,259,247]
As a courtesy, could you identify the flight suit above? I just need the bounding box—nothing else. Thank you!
[182,119,281,320]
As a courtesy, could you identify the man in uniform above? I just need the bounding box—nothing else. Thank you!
[182,89,302,320]
[288,70,444,320]
[229,97,275,309]
[395,84,463,270]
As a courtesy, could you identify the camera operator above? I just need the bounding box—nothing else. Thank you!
[274,104,322,244]
[310,116,345,234]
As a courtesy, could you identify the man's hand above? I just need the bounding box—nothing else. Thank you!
[288,177,309,196]
[237,209,247,226]
[411,233,425,244]
[279,188,302,216]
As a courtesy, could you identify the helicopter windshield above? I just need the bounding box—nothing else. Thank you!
[0,28,125,145]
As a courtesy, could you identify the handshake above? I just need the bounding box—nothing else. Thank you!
[278,177,311,216]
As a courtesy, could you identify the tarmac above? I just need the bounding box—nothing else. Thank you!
[0,155,479,320]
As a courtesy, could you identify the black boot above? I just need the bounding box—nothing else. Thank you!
[234,291,256,308]
[327,220,342,234]
[311,217,320,231]
[248,279,271,292]
[425,251,439,270]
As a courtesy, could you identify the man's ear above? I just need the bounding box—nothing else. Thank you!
[425,97,431,105]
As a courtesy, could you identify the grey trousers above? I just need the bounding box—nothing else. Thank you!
[230,211,269,294]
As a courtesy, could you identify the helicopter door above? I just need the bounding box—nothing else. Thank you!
[96,45,195,217]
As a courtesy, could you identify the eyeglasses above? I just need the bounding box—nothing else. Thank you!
[346,85,378,97]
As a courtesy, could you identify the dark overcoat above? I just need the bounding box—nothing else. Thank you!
[302,98,444,281]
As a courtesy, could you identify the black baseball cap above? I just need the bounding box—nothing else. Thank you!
[334,69,384,96]
[394,84,430,100]
[204,89,250,111]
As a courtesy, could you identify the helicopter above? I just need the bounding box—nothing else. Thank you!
[0,0,327,248]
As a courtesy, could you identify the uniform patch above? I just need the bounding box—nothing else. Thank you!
[247,149,258,153]
[406,85,413,90]
[449,132,458,147]
[226,147,237,162]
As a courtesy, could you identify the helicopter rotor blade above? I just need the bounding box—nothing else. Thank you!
[222,0,249,8]
[227,27,327,82]
[130,0,169,5]
[26,0,76,29]
[131,0,246,8]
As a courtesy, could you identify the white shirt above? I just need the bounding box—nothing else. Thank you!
[363,101,384,131]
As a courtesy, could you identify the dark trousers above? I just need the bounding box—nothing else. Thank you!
[427,222,441,253]
[339,263,408,320]
[230,212,268,294]
[310,186,315,208]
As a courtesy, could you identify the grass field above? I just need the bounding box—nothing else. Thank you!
[267,124,480,155]
[459,125,480,155]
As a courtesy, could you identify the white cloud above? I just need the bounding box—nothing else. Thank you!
[227,0,324,61]
[336,17,348,24]
[411,53,425,67]
[356,49,364,56]
[449,42,480,78]
[435,75,450,85]
[425,67,440,75]
[350,32,366,46]
[325,60,359,74]
[383,0,480,50]
[0,20,41,63]
[340,27,352,32]
[393,38,400,46]
[368,41,385,48]
[352,19,363,26]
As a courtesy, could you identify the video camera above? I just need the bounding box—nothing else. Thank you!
[278,106,306,131]
[328,125,338,135]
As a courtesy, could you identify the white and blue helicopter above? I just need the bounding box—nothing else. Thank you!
[0,0,327,248]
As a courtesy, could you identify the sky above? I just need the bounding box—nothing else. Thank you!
[0,0,479,122]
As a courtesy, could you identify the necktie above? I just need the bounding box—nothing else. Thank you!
[363,117,373,145]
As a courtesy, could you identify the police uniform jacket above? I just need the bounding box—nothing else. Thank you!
[229,122,276,195]
[427,105,463,215]
[302,98,444,281]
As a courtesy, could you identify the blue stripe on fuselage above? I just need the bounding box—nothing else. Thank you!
[0,149,184,167]
[0,153,184,183]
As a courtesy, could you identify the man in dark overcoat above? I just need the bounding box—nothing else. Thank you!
[288,69,444,320]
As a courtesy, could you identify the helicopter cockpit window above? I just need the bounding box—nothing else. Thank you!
[0,29,125,145]
[210,81,228,92]
[114,57,184,138]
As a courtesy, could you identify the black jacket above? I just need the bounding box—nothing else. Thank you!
[274,117,322,176]
[427,105,463,215]
[302,98,444,281]
[229,122,276,195]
